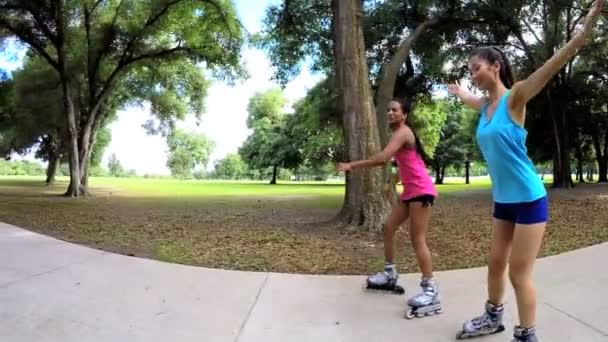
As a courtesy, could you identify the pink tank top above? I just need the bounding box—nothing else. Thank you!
[394,146,437,200]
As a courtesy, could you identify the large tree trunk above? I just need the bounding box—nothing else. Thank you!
[433,163,442,184]
[333,0,389,232]
[63,89,82,197]
[77,109,101,193]
[270,164,278,184]
[575,147,584,183]
[45,152,60,185]
[548,90,573,188]
[601,130,608,183]
[591,126,607,183]
[587,165,594,181]
[56,0,82,197]
[598,159,608,183]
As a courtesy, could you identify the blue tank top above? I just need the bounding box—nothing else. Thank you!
[476,91,546,203]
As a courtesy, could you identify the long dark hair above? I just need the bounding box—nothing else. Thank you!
[394,97,428,160]
[470,47,515,88]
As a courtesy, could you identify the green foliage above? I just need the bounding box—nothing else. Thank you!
[246,88,286,128]
[90,127,112,167]
[0,0,246,191]
[289,80,344,167]
[213,153,246,180]
[408,99,448,159]
[166,129,214,179]
[240,89,302,180]
[256,0,334,83]
[431,102,468,170]
[107,153,125,177]
[0,159,45,176]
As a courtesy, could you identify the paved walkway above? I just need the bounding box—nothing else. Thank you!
[1,222,606,341]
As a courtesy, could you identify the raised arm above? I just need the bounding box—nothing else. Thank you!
[448,80,487,111]
[509,0,605,112]
[337,127,414,172]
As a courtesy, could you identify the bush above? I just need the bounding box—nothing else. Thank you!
[0,159,45,176]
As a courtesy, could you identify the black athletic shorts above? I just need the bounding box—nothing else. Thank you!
[402,194,435,208]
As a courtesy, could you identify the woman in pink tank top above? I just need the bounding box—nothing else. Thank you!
[337,98,441,319]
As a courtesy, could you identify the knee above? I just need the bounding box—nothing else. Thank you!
[383,223,396,235]
[409,234,427,250]
[508,267,531,290]
[488,255,508,278]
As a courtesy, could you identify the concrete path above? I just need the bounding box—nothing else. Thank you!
[1,222,606,342]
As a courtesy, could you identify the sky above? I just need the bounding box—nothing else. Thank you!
[0,0,323,175]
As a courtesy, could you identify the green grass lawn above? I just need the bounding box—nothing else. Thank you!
[0,175,605,275]
[31,175,494,196]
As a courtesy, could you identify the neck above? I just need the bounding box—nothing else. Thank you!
[487,82,508,103]
[390,121,404,131]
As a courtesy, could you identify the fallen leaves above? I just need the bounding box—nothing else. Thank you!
[0,179,606,275]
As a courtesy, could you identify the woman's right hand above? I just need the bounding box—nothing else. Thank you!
[579,0,605,41]
[336,162,352,172]
[447,80,464,97]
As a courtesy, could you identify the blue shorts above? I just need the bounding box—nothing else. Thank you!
[493,196,548,224]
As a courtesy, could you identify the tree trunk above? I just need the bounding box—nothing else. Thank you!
[434,163,442,185]
[80,146,93,190]
[591,127,607,183]
[77,111,100,193]
[270,165,278,184]
[45,152,60,185]
[55,0,82,197]
[549,91,573,188]
[575,148,584,183]
[598,157,608,183]
[374,18,437,147]
[441,166,446,184]
[332,0,389,232]
[600,130,608,183]
[465,160,470,184]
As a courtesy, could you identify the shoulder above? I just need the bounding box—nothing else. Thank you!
[398,125,415,141]
[390,125,415,147]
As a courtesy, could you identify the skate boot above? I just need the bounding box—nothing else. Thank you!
[405,276,443,319]
[456,301,505,339]
[512,326,539,342]
[364,263,404,294]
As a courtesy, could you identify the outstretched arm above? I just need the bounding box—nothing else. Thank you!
[448,80,487,111]
[509,0,605,112]
[337,127,414,172]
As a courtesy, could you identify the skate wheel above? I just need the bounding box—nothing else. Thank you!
[455,331,466,340]
[436,308,444,314]
[416,312,424,318]
[394,286,405,295]
[404,309,415,320]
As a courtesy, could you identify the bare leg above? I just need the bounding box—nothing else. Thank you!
[383,201,409,264]
[408,202,433,277]
[509,223,546,328]
[488,219,515,305]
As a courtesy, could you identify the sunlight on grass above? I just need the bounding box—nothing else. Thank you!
[0,175,495,199]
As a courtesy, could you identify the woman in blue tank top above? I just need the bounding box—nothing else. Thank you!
[448,2,604,341]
